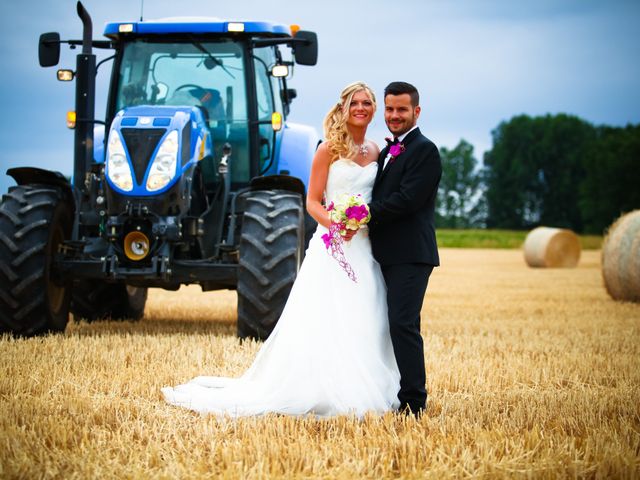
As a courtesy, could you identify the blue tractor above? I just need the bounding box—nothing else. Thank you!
[0,2,320,339]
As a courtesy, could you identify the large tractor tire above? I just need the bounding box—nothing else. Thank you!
[0,185,72,336]
[237,189,304,340]
[71,282,147,321]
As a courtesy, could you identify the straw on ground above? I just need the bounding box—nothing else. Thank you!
[1,249,639,479]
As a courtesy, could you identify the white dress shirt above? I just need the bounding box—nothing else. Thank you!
[382,125,418,170]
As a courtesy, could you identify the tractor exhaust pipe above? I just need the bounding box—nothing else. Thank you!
[72,1,96,217]
[77,1,93,55]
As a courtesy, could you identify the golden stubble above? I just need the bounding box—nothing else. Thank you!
[1,249,638,479]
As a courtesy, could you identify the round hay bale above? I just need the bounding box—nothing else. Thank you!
[602,210,640,303]
[523,227,581,268]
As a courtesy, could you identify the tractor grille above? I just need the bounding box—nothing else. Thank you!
[121,128,166,185]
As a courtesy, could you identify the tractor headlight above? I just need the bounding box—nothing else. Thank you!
[146,130,178,192]
[106,131,133,191]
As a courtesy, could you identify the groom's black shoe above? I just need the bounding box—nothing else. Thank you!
[399,403,425,419]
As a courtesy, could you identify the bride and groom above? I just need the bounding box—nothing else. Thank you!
[162,81,442,418]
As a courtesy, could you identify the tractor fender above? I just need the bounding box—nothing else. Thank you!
[6,167,75,213]
[276,122,320,192]
[250,174,305,196]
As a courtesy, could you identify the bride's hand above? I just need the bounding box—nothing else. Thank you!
[342,229,358,241]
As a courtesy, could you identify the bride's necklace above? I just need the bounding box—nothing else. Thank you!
[355,142,369,157]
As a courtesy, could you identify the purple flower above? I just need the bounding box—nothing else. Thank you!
[345,204,369,222]
[326,201,334,212]
[389,144,404,157]
[321,233,332,249]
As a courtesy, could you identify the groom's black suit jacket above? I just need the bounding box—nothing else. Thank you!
[369,127,442,266]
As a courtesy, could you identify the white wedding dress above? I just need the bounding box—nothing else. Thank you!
[162,158,400,417]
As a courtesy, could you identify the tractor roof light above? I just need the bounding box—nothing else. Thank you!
[227,22,245,32]
[57,69,74,81]
[66,111,76,129]
[118,23,134,33]
[290,24,300,36]
[271,64,289,78]
[272,112,283,132]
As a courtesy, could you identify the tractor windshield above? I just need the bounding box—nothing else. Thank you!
[114,39,250,182]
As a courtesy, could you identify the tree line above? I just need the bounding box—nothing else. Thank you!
[436,114,640,234]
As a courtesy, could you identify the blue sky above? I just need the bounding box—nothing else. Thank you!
[1,0,639,194]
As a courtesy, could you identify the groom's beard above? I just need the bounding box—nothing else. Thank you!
[385,114,417,137]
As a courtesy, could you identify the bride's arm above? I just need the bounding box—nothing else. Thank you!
[306,142,332,229]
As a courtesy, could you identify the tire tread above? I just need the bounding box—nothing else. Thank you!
[237,189,303,340]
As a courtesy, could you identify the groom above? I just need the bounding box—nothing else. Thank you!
[368,81,442,416]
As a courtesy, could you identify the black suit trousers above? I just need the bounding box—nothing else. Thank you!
[381,263,434,412]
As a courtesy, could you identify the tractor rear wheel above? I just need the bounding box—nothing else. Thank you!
[237,189,304,340]
[71,282,147,321]
[0,185,72,336]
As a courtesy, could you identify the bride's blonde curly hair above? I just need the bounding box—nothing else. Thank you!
[323,81,377,162]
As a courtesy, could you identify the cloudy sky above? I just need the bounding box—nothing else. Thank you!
[0,0,638,194]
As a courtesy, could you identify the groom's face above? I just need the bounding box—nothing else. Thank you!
[384,94,421,136]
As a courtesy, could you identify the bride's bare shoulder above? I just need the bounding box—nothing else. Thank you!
[366,139,380,156]
[313,141,333,164]
[317,141,332,153]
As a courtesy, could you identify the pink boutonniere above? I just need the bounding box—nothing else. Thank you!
[385,137,406,164]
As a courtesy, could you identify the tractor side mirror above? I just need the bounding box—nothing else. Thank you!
[293,31,318,66]
[39,32,61,67]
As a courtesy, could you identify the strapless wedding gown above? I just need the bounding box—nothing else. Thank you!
[162,159,400,417]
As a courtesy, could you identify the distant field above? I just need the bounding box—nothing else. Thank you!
[437,228,603,249]
[1,249,638,478]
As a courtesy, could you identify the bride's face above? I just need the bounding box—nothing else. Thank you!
[346,90,375,128]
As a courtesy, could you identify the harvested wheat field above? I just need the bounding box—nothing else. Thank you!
[1,249,639,479]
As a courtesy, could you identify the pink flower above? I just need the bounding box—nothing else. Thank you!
[345,204,369,222]
[321,233,332,249]
[321,193,371,282]
[389,143,405,158]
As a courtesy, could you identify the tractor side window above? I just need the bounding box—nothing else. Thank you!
[253,48,276,172]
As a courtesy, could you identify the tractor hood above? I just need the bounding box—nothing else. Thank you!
[104,105,212,196]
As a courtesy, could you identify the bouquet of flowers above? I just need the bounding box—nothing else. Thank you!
[321,193,371,282]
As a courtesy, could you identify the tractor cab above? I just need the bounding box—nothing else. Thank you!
[103,20,314,188]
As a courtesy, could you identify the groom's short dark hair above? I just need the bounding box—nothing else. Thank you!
[384,82,419,107]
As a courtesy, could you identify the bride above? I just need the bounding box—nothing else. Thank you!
[162,82,401,417]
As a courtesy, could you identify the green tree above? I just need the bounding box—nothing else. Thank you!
[484,114,594,231]
[437,139,484,228]
[579,124,640,233]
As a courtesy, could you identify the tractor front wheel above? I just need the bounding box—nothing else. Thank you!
[0,185,72,336]
[237,189,304,340]
[71,282,147,322]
